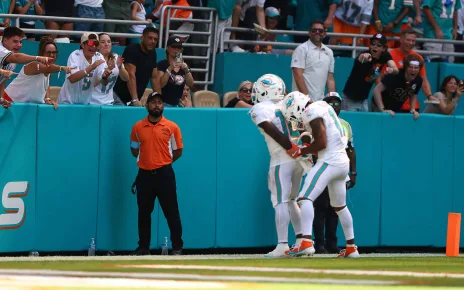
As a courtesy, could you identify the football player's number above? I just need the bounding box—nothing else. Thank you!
[82,72,93,91]
[388,0,396,10]
[440,0,454,19]
[101,76,117,94]
[342,1,362,23]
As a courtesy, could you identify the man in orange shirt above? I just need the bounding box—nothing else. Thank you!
[130,92,184,256]
[387,28,436,112]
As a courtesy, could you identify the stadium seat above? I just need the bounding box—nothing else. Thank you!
[222,91,237,107]
[192,90,220,108]
[49,86,61,102]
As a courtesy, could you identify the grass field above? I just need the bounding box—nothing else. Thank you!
[0,254,462,289]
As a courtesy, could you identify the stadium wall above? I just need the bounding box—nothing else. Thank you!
[0,104,462,253]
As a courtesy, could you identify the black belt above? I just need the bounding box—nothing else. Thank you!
[132,164,172,195]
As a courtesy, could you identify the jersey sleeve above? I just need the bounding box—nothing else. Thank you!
[67,51,81,78]
[130,125,140,149]
[360,0,374,25]
[250,104,273,125]
[403,0,413,7]
[171,124,184,150]
[94,53,107,78]
[291,45,306,69]
[256,0,265,7]
[302,104,324,124]
[0,46,12,67]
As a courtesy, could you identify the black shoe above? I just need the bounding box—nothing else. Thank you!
[326,246,342,254]
[315,246,329,254]
[130,247,151,256]
[172,248,183,256]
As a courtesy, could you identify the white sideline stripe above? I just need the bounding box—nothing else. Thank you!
[0,270,398,285]
[123,264,464,279]
[0,253,451,262]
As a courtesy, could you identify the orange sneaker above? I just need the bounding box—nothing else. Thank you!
[338,245,360,258]
[288,239,315,257]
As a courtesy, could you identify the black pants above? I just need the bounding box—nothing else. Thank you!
[313,187,339,249]
[135,165,183,250]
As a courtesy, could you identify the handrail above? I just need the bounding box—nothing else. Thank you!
[219,27,464,58]
[158,5,217,48]
[0,13,150,26]
[0,27,141,39]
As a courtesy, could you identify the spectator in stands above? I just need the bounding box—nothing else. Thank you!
[157,36,194,107]
[91,33,129,105]
[457,0,464,63]
[0,0,15,28]
[43,0,74,39]
[130,0,152,44]
[253,7,283,54]
[369,0,412,48]
[14,0,43,41]
[264,0,289,31]
[113,27,160,106]
[386,28,434,112]
[74,0,105,33]
[0,69,18,108]
[422,0,460,62]
[330,0,373,47]
[294,0,339,44]
[207,0,236,52]
[424,75,462,115]
[225,80,253,108]
[179,84,192,107]
[371,54,423,120]
[230,0,266,52]
[0,27,54,107]
[291,20,336,102]
[152,0,193,41]
[58,32,108,104]
[4,37,73,109]
[102,0,130,46]
[342,34,399,112]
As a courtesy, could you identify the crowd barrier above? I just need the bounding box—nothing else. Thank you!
[0,104,462,253]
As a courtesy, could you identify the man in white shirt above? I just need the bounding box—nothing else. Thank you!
[0,27,54,108]
[291,20,336,102]
[281,93,359,258]
[58,32,108,104]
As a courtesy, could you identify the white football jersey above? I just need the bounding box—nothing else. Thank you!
[250,100,296,167]
[58,49,106,104]
[302,101,349,167]
[91,53,120,105]
[335,0,374,26]
[0,44,16,85]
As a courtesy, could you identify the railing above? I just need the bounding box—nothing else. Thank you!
[219,27,464,59]
[158,5,218,90]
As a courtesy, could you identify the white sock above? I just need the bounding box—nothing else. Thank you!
[274,203,290,243]
[299,200,314,237]
[336,207,355,241]
[287,200,302,235]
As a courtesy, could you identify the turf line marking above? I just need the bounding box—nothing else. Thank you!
[122,264,464,279]
[0,270,398,285]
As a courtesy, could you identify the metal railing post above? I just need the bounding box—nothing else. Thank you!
[159,5,167,48]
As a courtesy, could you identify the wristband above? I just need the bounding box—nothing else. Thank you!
[44,97,51,101]
[131,99,138,103]
[375,20,381,23]
[351,171,357,176]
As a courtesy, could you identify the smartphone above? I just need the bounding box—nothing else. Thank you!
[459,80,464,90]
[175,52,182,65]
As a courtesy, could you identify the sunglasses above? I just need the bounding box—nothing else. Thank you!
[310,28,325,34]
[86,40,99,47]
[328,102,341,107]
[240,88,252,93]
[45,50,58,55]
[370,42,384,48]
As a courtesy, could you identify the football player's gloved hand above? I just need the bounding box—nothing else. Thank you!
[286,143,301,158]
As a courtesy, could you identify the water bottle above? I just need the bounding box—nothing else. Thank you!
[161,237,169,255]
[29,251,39,257]
[88,238,96,256]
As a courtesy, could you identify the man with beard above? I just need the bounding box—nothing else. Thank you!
[371,54,423,120]
[342,34,398,112]
[292,19,336,102]
[130,92,184,256]
[113,27,161,106]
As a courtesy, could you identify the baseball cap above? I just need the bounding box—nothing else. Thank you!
[166,36,183,48]
[81,32,99,44]
[371,33,387,46]
[147,92,163,103]
[323,92,342,102]
[265,7,280,18]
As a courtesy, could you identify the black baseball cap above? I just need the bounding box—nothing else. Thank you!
[147,92,163,103]
[371,33,387,46]
[166,36,183,48]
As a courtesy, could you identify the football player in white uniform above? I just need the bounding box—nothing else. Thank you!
[282,92,360,258]
[249,75,306,258]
